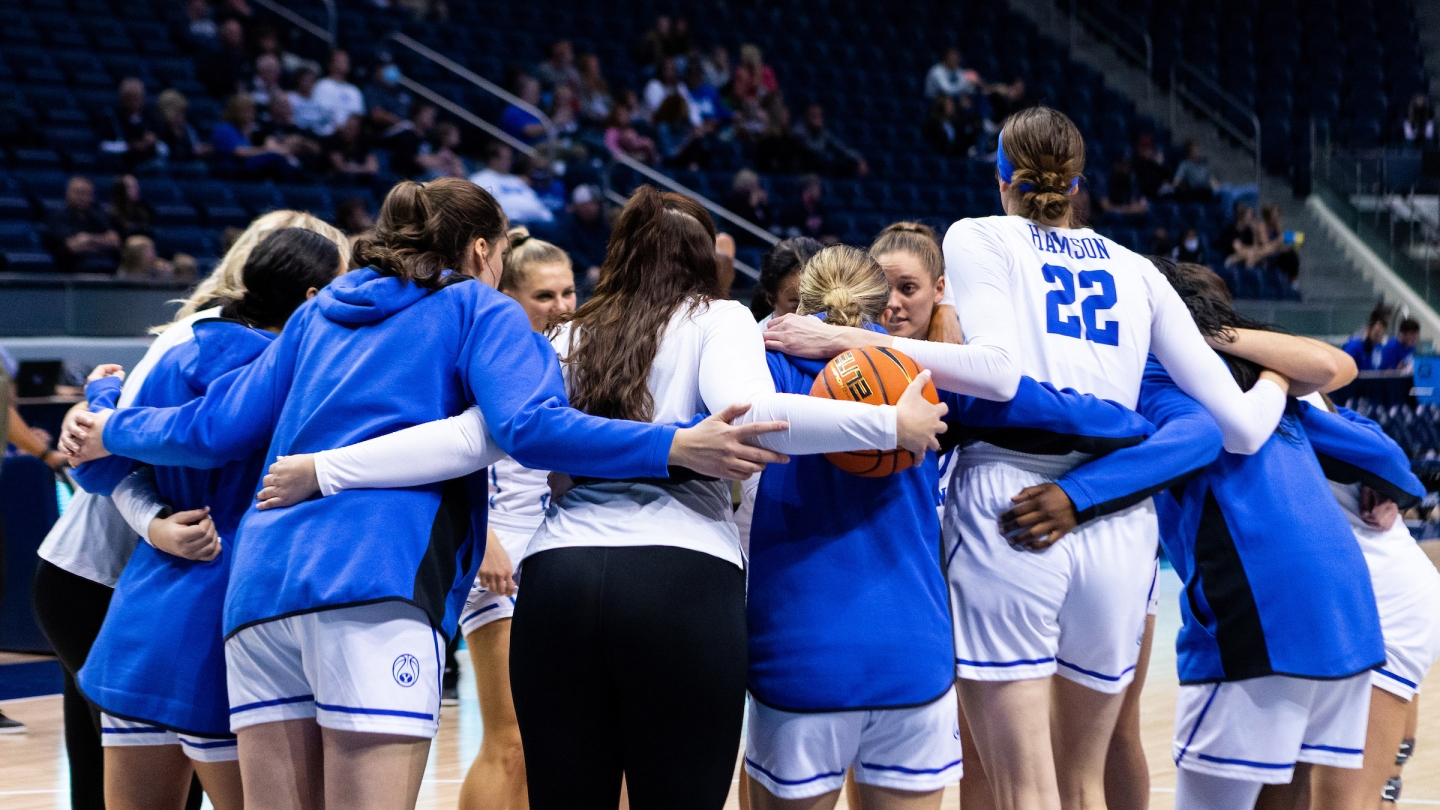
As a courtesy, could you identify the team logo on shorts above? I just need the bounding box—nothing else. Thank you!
[392,654,420,687]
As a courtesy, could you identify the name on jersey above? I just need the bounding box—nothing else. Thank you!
[1028,225,1111,260]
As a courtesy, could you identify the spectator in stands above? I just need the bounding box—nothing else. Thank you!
[1258,204,1300,285]
[633,14,673,73]
[732,44,778,106]
[925,47,974,100]
[603,102,659,165]
[1344,305,1393,372]
[45,177,120,273]
[1150,227,1173,256]
[415,119,468,179]
[326,114,380,181]
[1221,203,1259,266]
[155,89,209,165]
[567,184,609,286]
[794,103,868,177]
[288,67,329,137]
[335,198,375,236]
[211,93,300,180]
[469,141,554,223]
[116,235,177,280]
[988,78,1036,122]
[110,78,160,170]
[1133,135,1168,200]
[653,95,708,170]
[725,169,775,233]
[216,0,253,22]
[667,17,692,64]
[501,73,548,146]
[1404,95,1435,146]
[643,58,687,121]
[108,175,154,241]
[1171,139,1218,202]
[684,62,731,127]
[253,25,319,78]
[183,0,218,52]
[1382,318,1421,372]
[576,53,613,126]
[754,97,804,173]
[549,84,581,138]
[364,53,416,147]
[922,95,973,156]
[781,173,837,244]
[1171,228,1204,264]
[250,54,285,115]
[1101,154,1149,216]
[200,17,251,98]
[702,46,731,94]
[537,40,581,96]
[258,91,324,170]
[313,49,366,138]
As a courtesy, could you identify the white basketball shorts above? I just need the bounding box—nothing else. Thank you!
[226,600,445,738]
[743,687,963,800]
[458,525,531,637]
[1364,530,1440,701]
[100,713,238,762]
[1147,555,1161,617]
[945,462,1158,693]
[1172,673,1371,783]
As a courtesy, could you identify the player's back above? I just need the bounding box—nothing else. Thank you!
[950,216,1164,408]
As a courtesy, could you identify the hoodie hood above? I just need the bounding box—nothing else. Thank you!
[783,315,889,377]
[316,267,443,326]
[186,319,276,390]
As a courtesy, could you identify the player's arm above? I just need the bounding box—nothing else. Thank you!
[1209,328,1356,397]
[1297,400,1424,509]
[937,375,1153,456]
[67,374,138,494]
[111,465,221,561]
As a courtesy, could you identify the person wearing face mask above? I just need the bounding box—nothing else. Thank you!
[364,53,415,146]
[1172,228,1204,264]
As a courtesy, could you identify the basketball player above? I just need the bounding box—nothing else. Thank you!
[763,107,1293,810]
[63,179,802,810]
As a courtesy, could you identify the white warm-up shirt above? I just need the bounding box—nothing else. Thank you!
[893,216,1285,453]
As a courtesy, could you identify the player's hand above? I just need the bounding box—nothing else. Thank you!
[255,454,319,510]
[87,364,125,383]
[61,409,113,464]
[895,370,947,456]
[668,403,790,479]
[764,313,884,358]
[1359,485,1399,532]
[149,507,221,561]
[1000,483,1079,551]
[477,527,517,597]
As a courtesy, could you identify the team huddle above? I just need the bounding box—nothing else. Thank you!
[46,106,1440,810]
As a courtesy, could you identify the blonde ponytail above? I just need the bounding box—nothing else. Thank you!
[797,245,888,328]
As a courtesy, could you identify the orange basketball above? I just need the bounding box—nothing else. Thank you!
[809,345,939,477]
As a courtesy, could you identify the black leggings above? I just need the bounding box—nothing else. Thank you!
[510,546,747,810]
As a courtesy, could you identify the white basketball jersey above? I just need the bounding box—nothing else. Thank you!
[950,216,1168,408]
[488,456,550,533]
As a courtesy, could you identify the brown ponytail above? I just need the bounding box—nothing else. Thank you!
[1000,107,1085,227]
[353,178,508,290]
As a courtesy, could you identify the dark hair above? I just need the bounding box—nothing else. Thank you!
[353,179,508,290]
[1149,256,1274,391]
[653,93,690,126]
[564,185,719,420]
[1368,303,1393,329]
[224,228,340,328]
[1400,317,1420,334]
[751,236,824,319]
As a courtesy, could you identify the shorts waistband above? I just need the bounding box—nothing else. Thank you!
[954,442,1094,478]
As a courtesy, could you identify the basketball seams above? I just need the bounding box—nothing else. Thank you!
[812,346,925,477]
[861,350,889,404]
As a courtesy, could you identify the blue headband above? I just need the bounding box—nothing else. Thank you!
[996,129,1080,194]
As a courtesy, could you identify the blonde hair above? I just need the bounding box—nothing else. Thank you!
[1000,106,1085,226]
[500,225,572,292]
[797,245,889,328]
[161,210,351,331]
[869,221,943,282]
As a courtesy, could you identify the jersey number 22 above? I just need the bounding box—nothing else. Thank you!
[1042,264,1118,346]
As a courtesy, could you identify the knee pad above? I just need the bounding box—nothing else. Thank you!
[1396,737,1415,766]
[1382,776,1402,804]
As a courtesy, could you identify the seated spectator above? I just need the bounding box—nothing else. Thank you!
[683,62,730,126]
[666,17,692,65]
[109,175,155,240]
[603,103,659,165]
[1404,95,1435,146]
[335,198,375,236]
[1343,306,1392,371]
[537,40,581,95]
[794,103,868,177]
[643,58,687,121]
[781,174,837,244]
[732,95,770,144]
[253,25,319,78]
[469,142,554,224]
[924,47,974,100]
[702,46,731,94]
[215,0,253,22]
[1381,318,1421,372]
[653,95,708,170]
[313,50,366,138]
[502,73,548,146]
[731,44,777,107]
[211,93,300,180]
[183,0,218,52]
[1258,204,1300,285]
[987,78,1035,122]
[109,78,160,170]
[1100,154,1149,216]
[549,84,581,139]
[567,184,610,285]
[250,54,285,114]
[45,177,120,273]
[199,18,251,98]
[633,15,672,74]
[155,89,209,165]
[1170,228,1204,263]
[259,93,323,169]
[326,115,381,181]
[365,53,415,146]
[1133,135,1168,200]
[922,94,976,156]
[576,53,613,126]
[519,153,567,215]
[1150,227,1173,256]
[116,235,183,281]
[1221,203,1262,266]
[414,118,468,179]
[1171,139,1218,202]
[725,169,774,232]
[288,67,330,137]
[754,98,804,173]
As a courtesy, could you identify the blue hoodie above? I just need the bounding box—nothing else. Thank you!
[747,326,1155,712]
[77,320,274,737]
[1064,359,1384,683]
[101,269,676,638]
